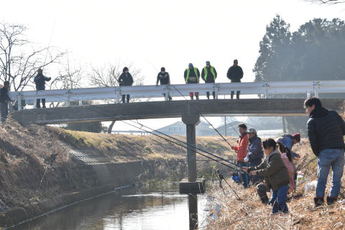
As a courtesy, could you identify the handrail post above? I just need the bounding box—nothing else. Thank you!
[17,94,22,111]
[263,82,270,99]
[66,90,71,107]
[313,81,320,98]
[164,85,169,101]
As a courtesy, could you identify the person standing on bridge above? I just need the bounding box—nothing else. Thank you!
[304,97,345,207]
[156,67,172,101]
[231,123,250,188]
[184,63,200,100]
[118,67,134,103]
[34,68,51,108]
[227,59,243,99]
[201,61,217,99]
[0,81,12,123]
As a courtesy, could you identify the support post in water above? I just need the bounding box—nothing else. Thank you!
[182,113,200,230]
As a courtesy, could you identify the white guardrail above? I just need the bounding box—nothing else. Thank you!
[9,80,345,110]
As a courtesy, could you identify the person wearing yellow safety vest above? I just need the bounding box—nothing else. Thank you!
[184,63,200,100]
[201,61,217,99]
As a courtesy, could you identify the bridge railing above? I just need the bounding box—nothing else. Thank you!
[9,80,345,110]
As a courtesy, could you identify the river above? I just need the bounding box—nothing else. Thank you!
[15,188,209,230]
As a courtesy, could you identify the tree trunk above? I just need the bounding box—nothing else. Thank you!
[107,120,116,134]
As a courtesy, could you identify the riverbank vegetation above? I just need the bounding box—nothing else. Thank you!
[206,139,345,230]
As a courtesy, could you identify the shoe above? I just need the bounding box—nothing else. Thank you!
[327,197,337,205]
[314,197,324,207]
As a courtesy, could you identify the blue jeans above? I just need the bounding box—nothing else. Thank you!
[271,185,289,213]
[237,162,250,188]
[316,148,344,198]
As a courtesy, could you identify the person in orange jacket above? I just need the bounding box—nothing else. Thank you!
[231,123,250,188]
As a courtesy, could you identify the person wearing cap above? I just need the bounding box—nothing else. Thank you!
[184,63,200,100]
[118,67,134,103]
[231,123,250,188]
[245,128,264,166]
[156,67,172,101]
[244,128,264,184]
[201,61,217,99]
[34,68,51,108]
[227,59,243,99]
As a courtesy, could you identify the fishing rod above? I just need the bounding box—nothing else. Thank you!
[121,119,242,171]
[128,119,242,170]
[216,169,241,200]
[171,85,237,149]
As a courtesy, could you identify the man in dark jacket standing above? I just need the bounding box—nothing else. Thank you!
[118,67,134,103]
[0,81,12,122]
[156,67,172,101]
[34,68,51,108]
[305,97,345,206]
[184,63,200,100]
[201,61,217,99]
[227,59,243,99]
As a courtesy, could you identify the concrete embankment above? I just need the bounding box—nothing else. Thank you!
[0,120,232,228]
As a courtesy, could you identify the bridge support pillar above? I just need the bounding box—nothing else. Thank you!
[182,114,200,230]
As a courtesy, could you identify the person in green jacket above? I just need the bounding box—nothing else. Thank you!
[201,61,217,99]
[246,138,290,214]
[184,63,200,100]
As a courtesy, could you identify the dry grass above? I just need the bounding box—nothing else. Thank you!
[55,128,236,162]
[205,139,345,230]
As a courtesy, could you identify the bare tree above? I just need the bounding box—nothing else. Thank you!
[49,62,82,90]
[0,23,64,91]
[90,64,143,133]
[42,60,82,108]
[90,64,142,87]
[307,0,345,4]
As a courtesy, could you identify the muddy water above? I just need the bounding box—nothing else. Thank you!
[16,189,208,230]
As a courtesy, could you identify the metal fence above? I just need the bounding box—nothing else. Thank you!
[9,80,345,110]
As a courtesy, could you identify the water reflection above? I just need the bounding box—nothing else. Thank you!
[16,190,207,230]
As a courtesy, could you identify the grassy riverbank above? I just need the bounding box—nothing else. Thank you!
[0,119,233,227]
[206,140,345,230]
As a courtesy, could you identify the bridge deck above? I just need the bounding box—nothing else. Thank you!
[12,99,345,125]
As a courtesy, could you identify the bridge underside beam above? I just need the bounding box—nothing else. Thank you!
[11,99,345,125]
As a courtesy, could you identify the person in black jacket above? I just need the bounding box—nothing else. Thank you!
[305,97,345,207]
[0,81,12,122]
[227,59,243,99]
[118,67,134,103]
[201,61,217,99]
[34,68,51,108]
[156,67,172,101]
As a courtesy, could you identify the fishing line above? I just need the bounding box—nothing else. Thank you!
[120,119,240,171]
[128,119,241,169]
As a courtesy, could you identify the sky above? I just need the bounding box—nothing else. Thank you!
[0,0,344,130]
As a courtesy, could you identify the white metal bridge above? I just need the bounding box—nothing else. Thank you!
[9,80,345,110]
